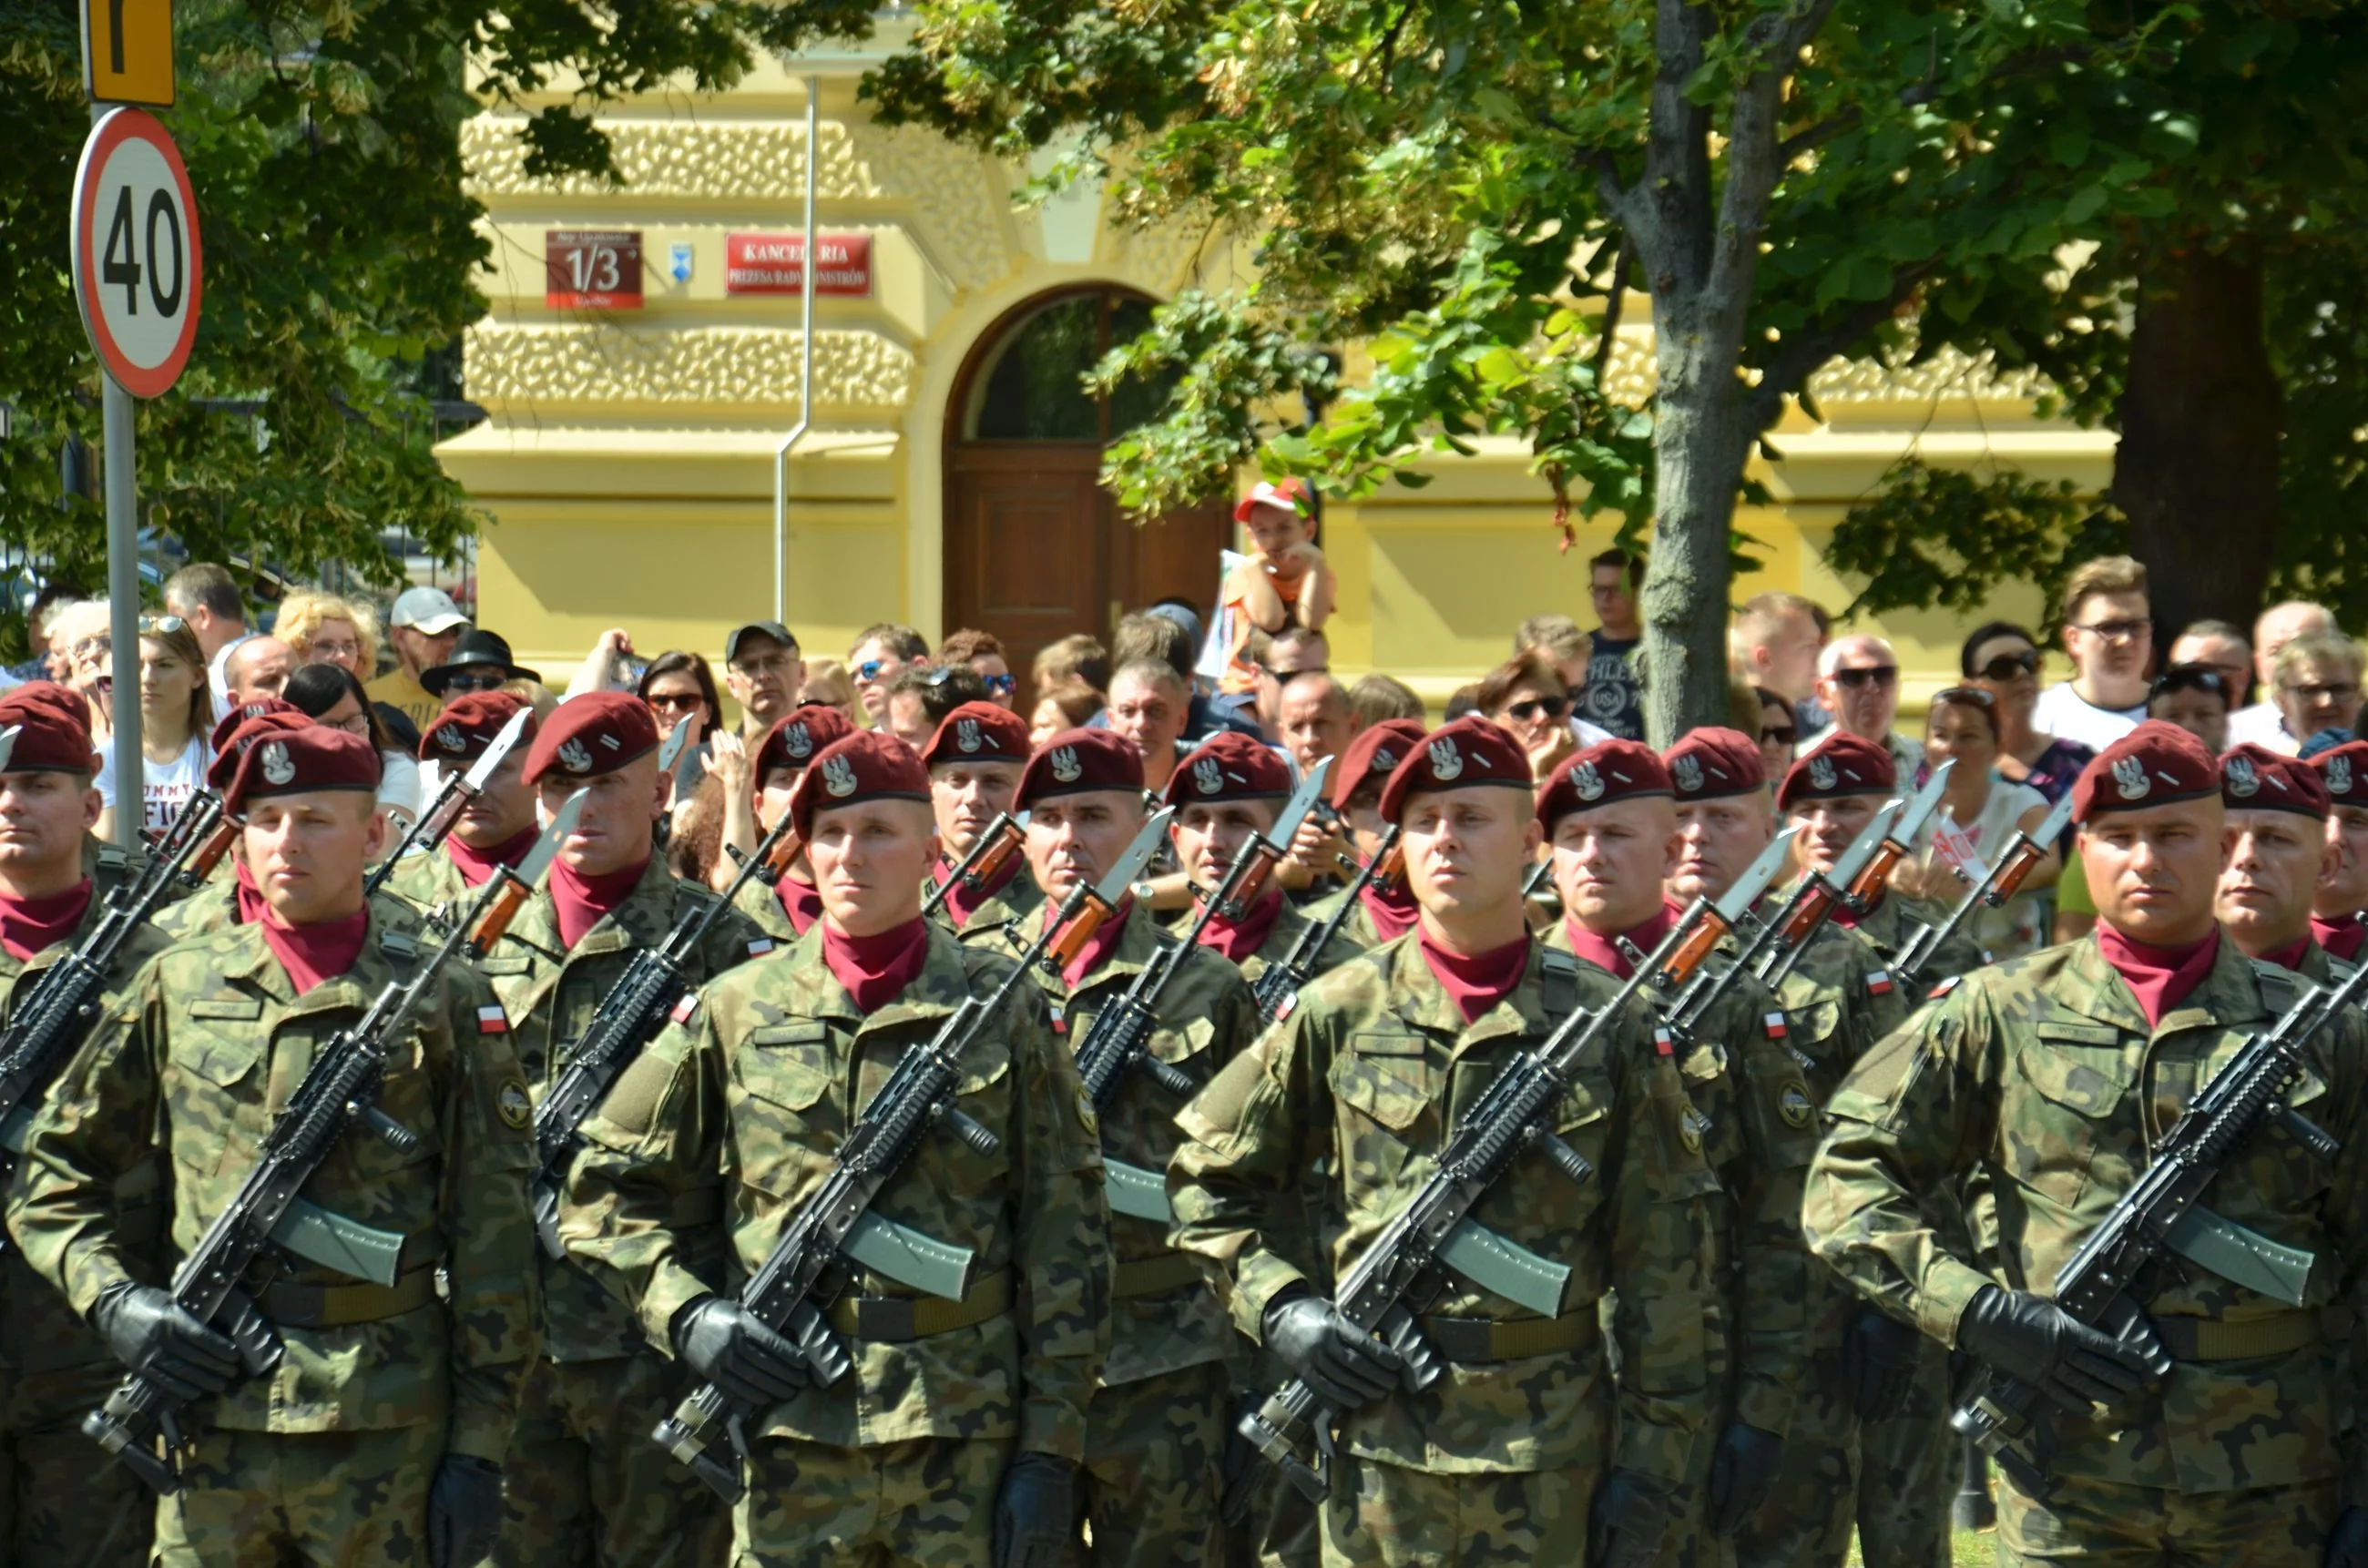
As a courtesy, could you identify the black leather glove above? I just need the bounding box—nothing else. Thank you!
[427,1455,505,1568]
[1705,1422,1781,1537]
[1844,1304,1924,1420]
[1955,1286,2169,1414]
[1262,1294,1407,1411]
[993,1451,1076,1568]
[1587,1468,1675,1568]
[95,1283,240,1402]
[672,1297,810,1407]
[2326,1505,2368,1568]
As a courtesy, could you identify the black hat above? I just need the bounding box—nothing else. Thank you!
[420,628,539,697]
[724,622,800,664]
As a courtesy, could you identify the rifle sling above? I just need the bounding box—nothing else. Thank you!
[1417,1307,1597,1364]
[2151,1309,2320,1361]
[262,1263,439,1329]
[825,1268,1011,1342]
[1112,1251,1204,1300]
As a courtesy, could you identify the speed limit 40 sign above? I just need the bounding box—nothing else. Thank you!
[72,106,201,398]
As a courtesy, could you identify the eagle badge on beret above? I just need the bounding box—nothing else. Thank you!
[1194,757,1224,795]
[956,718,983,754]
[557,738,593,775]
[2113,755,2150,800]
[1807,754,1837,792]
[1050,746,1082,784]
[1672,754,1702,794]
[260,742,296,787]
[1427,738,1464,781]
[783,722,814,759]
[1572,761,1605,801]
[2225,754,2261,798]
[821,754,859,798]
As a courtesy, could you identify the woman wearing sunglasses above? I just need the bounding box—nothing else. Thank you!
[1900,687,2060,959]
[1959,621,2096,810]
[1478,651,1610,784]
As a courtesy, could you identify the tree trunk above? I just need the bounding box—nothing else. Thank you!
[2115,245,2281,636]
[1638,309,1751,747]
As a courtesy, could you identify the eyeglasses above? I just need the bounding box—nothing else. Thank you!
[1933,685,1996,708]
[2071,618,2150,646]
[441,672,505,694]
[1506,694,1571,722]
[2285,681,2362,705]
[328,711,373,737]
[733,654,798,680]
[309,639,361,662]
[1830,665,1898,689]
[983,673,1016,697]
[138,615,186,636]
[2151,666,2229,703]
[1975,649,2038,681]
[647,691,703,711]
[1761,722,1798,747]
[853,658,892,684]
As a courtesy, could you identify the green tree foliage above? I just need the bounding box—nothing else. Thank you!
[0,0,751,613]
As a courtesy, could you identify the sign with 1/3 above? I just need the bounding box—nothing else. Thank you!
[546,229,643,310]
[72,106,202,398]
[726,232,873,297]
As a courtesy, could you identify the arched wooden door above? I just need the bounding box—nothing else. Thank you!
[944,289,1229,682]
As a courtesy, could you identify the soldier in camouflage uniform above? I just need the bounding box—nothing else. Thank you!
[0,686,176,1568]
[983,726,1260,1567]
[471,693,760,1568]
[1171,716,1718,1568]
[1296,721,1426,952]
[378,693,543,921]
[1730,734,1954,1568]
[1536,734,1825,1568]
[2217,744,2342,994]
[730,707,856,942]
[10,718,539,1568]
[2309,738,2368,963]
[558,729,1111,1568]
[919,701,1043,945]
[1806,719,2368,1565]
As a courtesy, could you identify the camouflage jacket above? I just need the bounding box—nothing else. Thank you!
[1841,887,1988,993]
[986,901,1260,1388]
[9,914,541,1460]
[1170,935,1717,1479]
[1298,884,1396,952]
[1545,922,1822,1439]
[924,858,1046,948]
[376,840,474,922]
[152,877,429,944]
[730,874,803,944]
[477,854,767,1361]
[556,921,1111,1460]
[1230,896,1368,996]
[1,839,177,1383]
[1804,932,2368,1495]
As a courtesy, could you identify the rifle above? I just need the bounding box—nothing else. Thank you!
[1952,955,2367,1492]
[527,799,805,1257]
[1237,874,1782,1503]
[651,806,1175,1502]
[1208,759,1330,921]
[1893,789,2076,988]
[921,810,1025,919]
[79,809,571,1495]
[1753,765,1952,995]
[362,707,532,899]
[1253,826,1403,1023]
[0,789,226,1229]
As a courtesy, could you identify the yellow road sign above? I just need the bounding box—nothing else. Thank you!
[83,0,174,107]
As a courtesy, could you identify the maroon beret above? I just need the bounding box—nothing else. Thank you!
[523,692,659,786]
[2315,739,2368,809]
[1777,734,1896,812]
[756,706,857,779]
[0,684,99,773]
[223,723,382,814]
[2071,719,2220,824]
[1332,719,1428,812]
[788,730,932,841]
[210,697,301,759]
[1018,728,1144,807]
[2221,741,2329,820]
[1538,739,1672,830]
[207,711,315,791]
[1379,717,1533,825]
[1665,727,1765,801]
[920,701,1030,771]
[1165,730,1292,809]
[420,691,534,764]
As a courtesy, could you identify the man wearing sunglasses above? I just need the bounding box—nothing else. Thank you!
[419,629,538,709]
[846,623,930,727]
[1801,634,1922,779]
[720,621,804,745]
[938,627,1020,710]
[2032,555,2154,750]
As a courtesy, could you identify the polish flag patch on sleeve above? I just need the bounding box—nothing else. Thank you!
[476,1004,510,1035]
[1928,974,1963,1002]
[747,938,775,959]
[1653,1027,1677,1057]
[1763,1011,1789,1039]
[1865,969,1895,997]
[669,993,701,1026]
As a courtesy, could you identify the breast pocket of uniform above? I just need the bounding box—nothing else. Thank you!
[2007,1023,2136,1213]
[731,1023,840,1201]
[165,999,268,1181]
[1330,1033,1438,1205]
[1146,1014,1220,1090]
[344,1030,443,1183]
[2212,1041,2335,1211]
[1737,1043,1823,1170]
[945,1036,1014,1186]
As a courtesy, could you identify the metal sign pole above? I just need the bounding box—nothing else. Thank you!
[102,368,142,848]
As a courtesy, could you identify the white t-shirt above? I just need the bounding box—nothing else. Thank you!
[2226,701,2291,753]
[95,734,210,834]
[379,751,422,832]
[1915,772,2052,960]
[2031,682,2146,751]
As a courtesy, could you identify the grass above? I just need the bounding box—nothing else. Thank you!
[1844,1529,1995,1566]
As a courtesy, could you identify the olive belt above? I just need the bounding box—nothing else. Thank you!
[263,1264,439,1329]
[826,1269,1012,1342]
[1112,1252,1204,1301]
[2153,1309,2320,1362]
[1418,1308,1599,1364]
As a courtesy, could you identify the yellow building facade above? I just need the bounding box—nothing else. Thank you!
[443,42,2109,712]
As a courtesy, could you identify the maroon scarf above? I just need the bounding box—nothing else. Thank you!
[777,875,823,936]
[234,859,268,926]
[1199,888,1286,965]
[1562,901,1676,983]
[445,824,539,889]
[822,916,931,1012]
[1361,880,1419,943]
[0,880,93,962]
[1419,932,1532,1023]
[260,904,371,995]
[2096,923,2220,1028]
[1041,898,1136,989]
[551,859,648,949]
[2312,913,2367,963]
[933,852,1020,931]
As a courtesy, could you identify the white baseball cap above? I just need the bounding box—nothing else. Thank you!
[390,585,469,636]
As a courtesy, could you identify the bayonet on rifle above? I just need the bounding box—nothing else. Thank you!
[363,707,532,898]
[1893,789,2076,987]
